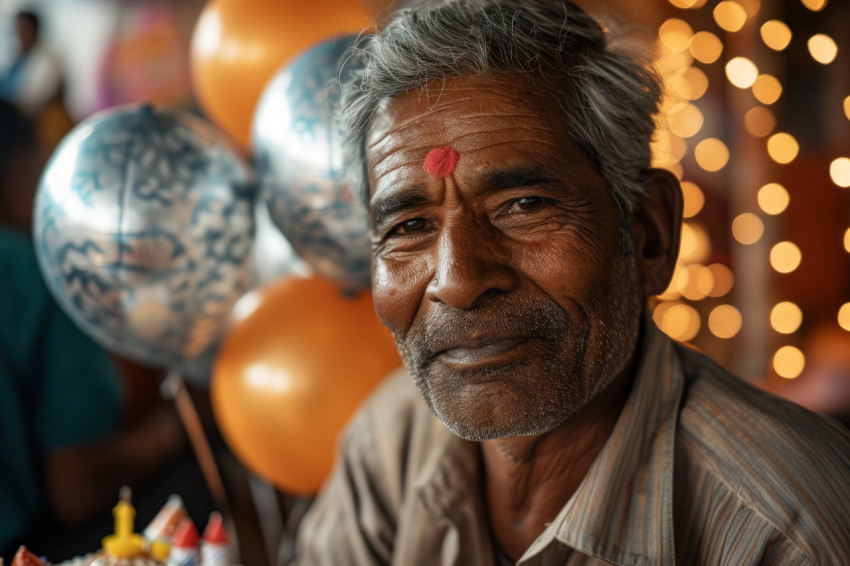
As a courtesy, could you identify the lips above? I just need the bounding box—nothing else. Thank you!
[434,335,533,366]
[401,292,573,375]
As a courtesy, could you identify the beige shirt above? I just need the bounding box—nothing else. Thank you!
[294,319,850,565]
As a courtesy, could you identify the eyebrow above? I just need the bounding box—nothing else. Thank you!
[370,186,431,230]
[481,167,551,190]
[368,166,552,230]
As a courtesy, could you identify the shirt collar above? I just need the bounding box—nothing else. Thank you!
[413,316,684,566]
[527,316,683,565]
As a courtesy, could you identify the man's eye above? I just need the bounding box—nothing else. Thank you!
[393,218,427,234]
[509,197,546,212]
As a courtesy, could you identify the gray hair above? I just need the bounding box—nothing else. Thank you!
[340,0,662,251]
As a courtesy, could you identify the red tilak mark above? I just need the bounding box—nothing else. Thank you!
[424,146,460,178]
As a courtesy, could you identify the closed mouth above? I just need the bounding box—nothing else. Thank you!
[436,335,532,366]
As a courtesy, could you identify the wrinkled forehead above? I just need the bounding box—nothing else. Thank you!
[364,76,572,193]
[367,76,560,145]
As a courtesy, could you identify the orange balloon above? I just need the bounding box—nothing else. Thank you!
[211,276,401,495]
[190,0,371,149]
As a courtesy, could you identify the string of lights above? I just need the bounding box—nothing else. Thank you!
[650,0,848,382]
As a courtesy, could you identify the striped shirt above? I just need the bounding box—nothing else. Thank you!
[293,318,850,565]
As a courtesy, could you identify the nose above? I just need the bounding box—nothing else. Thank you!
[426,217,519,310]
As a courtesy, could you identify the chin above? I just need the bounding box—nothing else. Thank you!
[420,369,584,442]
[438,413,566,442]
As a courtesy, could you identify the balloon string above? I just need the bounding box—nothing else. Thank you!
[161,372,231,517]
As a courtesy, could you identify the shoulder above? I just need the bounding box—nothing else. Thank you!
[675,343,850,462]
[294,370,444,565]
[674,344,850,560]
[341,368,440,472]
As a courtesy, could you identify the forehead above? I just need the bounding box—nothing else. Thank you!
[365,76,580,192]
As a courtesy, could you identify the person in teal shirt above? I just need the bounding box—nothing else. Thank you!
[0,100,187,559]
[0,226,122,551]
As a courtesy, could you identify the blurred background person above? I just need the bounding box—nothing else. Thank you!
[0,9,73,151]
[0,10,61,114]
[0,98,212,560]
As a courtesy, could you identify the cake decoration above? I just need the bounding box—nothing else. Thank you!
[200,513,230,566]
[166,520,198,566]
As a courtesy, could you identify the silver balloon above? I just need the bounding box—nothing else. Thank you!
[33,104,255,368]
[174,199,310,387]
[253,35,370,292]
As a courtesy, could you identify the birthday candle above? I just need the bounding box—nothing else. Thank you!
[200,512,231,566]
[11,547,44,566]
[102,493,145,558]
[144,495,188,543]
[167,519,199,566]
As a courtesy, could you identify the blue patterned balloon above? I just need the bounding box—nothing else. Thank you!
[33,105,255,368]
[172,199,311,386]
[253,35,370,291]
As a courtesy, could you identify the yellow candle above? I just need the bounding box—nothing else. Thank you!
[115,501,133,537]
[103,500,145,558]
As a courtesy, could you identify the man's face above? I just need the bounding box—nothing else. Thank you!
[365,77,645,441]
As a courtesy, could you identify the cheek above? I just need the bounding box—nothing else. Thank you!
[372,256,431,336]
[512,236,610,301]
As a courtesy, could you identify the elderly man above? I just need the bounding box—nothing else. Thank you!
[293,1,850,564]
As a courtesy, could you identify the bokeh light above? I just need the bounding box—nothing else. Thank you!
[752,74,782,105]
[726,57,759,88]
[744,106,776,137]
[652,299,676,323]
[681,181,705,218]
[667,71,695,100]
[829,157,850,187]
[696,266,715,296]
[713,1,747,32]
[668,0,709,9]
[689,31,724,64]
[651,129,689,169]
[679,263,708,301]
[668,102,704,138]
[770,241,802,273]
[808,34,838,64]
[839,303,850,331]
[800,0,828,12]
[773,346,805,379]
[731,212,764,245]
[669,163,685,180]
[656,43,695,72]
[660,19,695,51]
[658,267,686,301]
[771,302,803,334]
[709,305,743,339]
[757,183,790,215]
[661,303,701,342]
[760,20,792,51]
[703,263,734,297]
[844,228,850,253]
[844,96,850,120]
[737,0,760,16]
[683,67,709,99]
[694,138,730,171]
[679,222,712,264]
[767,132,799,164]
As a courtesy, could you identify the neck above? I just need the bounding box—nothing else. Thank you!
[482,366,634,561]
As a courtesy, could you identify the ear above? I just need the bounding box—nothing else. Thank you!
[631,169,683,296]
